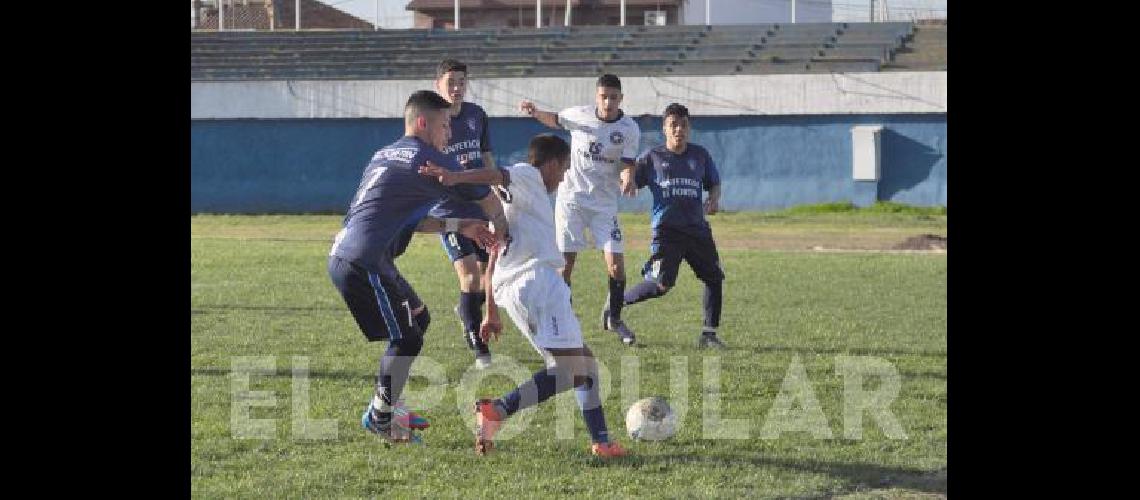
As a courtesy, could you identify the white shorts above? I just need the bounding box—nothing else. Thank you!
[495,267,584,366]
[554,201,624,254]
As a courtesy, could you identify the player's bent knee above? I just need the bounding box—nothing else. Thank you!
[391,332,424,358]
[545,362,577,391]
[414,308,431,335]
[573,359,599,388]
[457,272,479,292]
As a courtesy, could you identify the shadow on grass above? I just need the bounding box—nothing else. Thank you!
[191,367,374,383]
[583,452,946,496]
[759,345,946,358]
[192,304,343,314]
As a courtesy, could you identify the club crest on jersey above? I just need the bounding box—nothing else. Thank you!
[610,131,625,145]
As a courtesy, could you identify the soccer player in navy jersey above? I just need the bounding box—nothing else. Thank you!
[327,90,509,443]
[428,59,500,369]
[623,103,728,349]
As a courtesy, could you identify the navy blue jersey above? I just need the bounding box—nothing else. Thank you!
[634,143,721,238]
[429,102,493,220]
[330,135,490,273]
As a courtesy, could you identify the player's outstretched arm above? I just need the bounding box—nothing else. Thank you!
[480,246,502,343]
[419,161,509,187]
[476,193,510,244]
[705,184,721,215]
[520,100,561,129]
[414,217,498,247]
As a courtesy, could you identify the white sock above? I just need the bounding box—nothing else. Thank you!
[372,395,391,412]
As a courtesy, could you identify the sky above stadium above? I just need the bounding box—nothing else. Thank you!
[320,0,947,29]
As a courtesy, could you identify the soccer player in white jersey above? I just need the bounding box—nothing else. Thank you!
[419,134,629,458]
[519,74,642,346]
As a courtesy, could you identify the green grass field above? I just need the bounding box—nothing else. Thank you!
[191,212,946,499]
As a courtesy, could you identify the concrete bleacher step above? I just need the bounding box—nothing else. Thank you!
[666,62,741,76]
[735,61,813,74]
[760,39,823,48]
[680,47,752,60]
[821,46,891,61]
[610,50,682,61]
[753,47,826,59]
[805,59,882,73]
[543,45,616,54]
[191,22,918,80]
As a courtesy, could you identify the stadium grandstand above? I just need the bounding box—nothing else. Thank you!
[191,21,944,80]
[191,0,946,213]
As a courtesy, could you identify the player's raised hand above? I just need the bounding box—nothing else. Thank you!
[519,100,537,117]
[418,161,457,185]
[458,220,497,248]
[480,312,502,343]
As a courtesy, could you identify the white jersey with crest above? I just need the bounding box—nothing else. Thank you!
[491,162,565,298]
[556,105,641,213]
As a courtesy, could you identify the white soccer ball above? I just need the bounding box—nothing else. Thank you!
[625,396,677,441]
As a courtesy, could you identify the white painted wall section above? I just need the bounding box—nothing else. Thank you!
[191,71,946,119]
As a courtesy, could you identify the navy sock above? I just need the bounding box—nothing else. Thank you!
[607,278,626,320]
[624,279,665,305]
[575,377,610,444]
[501,368,569,416]
[458,291,485,347]
[704,280,723,329]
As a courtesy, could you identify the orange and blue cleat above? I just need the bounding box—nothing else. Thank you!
[590,441,629,458]
[473,399,505,456]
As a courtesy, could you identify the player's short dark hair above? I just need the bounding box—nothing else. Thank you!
[437,59,467,78]
[528,134,571,167]
[404,90,452,126]
[663,103,689,121]
[596,74,622,90]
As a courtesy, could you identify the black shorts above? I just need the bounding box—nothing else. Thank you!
[439,231,489,263]
[640,227,724,288]
[328,255,423,342]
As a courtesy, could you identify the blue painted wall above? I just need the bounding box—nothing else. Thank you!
[191,114,945,213]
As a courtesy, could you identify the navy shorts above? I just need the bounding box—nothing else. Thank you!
[328,255,423,342]
[641,227,724,288]
[439,231,489,263]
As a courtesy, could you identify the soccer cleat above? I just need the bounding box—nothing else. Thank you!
[697,332,727,349]
[473,399,505,456]
[590,441,629,458]
[475,347,492,370]
[602,308,636,346]
[393,400,430,430]
[362,404,422,445]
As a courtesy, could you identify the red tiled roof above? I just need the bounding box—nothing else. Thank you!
[195,0,373,30]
